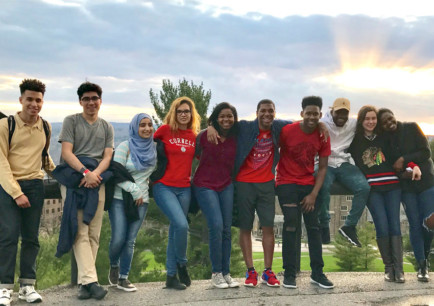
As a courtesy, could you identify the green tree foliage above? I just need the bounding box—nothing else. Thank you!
[35,233,71,289]
[149,78,211,129]
[332,222,378,271]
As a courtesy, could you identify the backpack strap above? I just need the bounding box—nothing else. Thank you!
[7,115,15,147]
[40,118,51,170]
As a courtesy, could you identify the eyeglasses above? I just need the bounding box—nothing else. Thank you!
[176,109,191,115]
[81,96,100,102]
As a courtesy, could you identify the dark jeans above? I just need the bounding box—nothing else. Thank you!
[402,187,434,262]
[0,180,44,288]
[276,184,324,277]
[317,163,370,228]
[367,189,402,238]
[193,184,233,275]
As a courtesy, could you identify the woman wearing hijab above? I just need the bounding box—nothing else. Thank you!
[108,113,156,291]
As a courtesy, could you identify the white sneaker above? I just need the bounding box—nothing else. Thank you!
[223,273,240,288]
[212,273,229,289]
[0,288,12,306]
[18,285,42,303]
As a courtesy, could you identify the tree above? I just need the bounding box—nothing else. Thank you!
[149,79,211,129]
[332,222,378,271]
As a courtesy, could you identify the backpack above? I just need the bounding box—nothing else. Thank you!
[7,115,51,170]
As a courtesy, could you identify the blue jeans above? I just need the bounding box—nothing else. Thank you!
[317,162,370,227]
[153,183,190,276]
[108,198,148,278]
[402,186,434,262]
[367,189,402,238]
[193,184,233,275]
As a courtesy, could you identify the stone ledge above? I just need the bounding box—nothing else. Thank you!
[16,272,432,305]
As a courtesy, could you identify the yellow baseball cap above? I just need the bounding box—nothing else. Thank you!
[332,98,350,111]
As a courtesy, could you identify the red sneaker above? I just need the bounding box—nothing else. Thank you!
[262,269,280,287]
[244,269,258,287]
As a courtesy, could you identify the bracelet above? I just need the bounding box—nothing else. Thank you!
[83,169,91,177]
[79,166,87,174]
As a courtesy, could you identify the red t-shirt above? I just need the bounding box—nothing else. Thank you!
[153,124,196,187]
[236,129,275,183]
[276,122,331,186]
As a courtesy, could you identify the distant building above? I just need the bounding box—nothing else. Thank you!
[40,198,63,233]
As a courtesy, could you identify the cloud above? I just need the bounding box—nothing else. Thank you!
[0,0,433,130]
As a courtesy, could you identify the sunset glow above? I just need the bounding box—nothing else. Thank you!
[329,67,434,95]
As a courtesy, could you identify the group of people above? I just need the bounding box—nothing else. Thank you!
[0,79,433,305]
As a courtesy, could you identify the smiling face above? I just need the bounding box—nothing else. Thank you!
[19,90,44,119]
[138,117,153,139]
[362,111,377,135]
[380,111,397,132]
[301,105,322,131]
[217,108,235,132]
[256,103,275,130]
[79,91,101,117]
[331,109,349,127]
[176,102,192,129]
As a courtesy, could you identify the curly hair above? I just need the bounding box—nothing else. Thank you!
[164,96,201,135]
[19,79,46,95]
[208,102,239,137]
[302,96,323,110]
[77,82,102,99]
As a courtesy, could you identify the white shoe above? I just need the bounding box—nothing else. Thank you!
[18,285,42,303]
[0,288,12,306]
[212,273,229,289]
[223,274,240,288]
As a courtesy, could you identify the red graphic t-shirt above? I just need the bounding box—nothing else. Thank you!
[236,129,275,183]
[276,122,330,186]
[153,124,196,187]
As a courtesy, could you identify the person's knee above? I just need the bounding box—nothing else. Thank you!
[174,219,189,234]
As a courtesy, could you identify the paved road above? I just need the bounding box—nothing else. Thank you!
[14,272,434,305]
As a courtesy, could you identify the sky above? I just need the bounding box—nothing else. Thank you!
[1,0,434,134]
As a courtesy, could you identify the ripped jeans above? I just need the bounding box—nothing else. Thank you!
[276,184,324,277]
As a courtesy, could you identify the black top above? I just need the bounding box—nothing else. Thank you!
[349,133,400,192]
[385,122,434,193]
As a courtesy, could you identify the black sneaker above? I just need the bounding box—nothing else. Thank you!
[88,283,108,300]
[321,227,331,244]
[117,279,137,292]
[310,274,334,289]
[339,225,362,247]
[177,263,191,287]
[77,285,91,300]
[283,275,297,289]
[108,266,119,286]
[165,275,187,290]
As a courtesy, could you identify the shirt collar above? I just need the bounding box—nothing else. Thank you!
[15,112,43,130]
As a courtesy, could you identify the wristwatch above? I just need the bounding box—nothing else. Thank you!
[80,167,90,177]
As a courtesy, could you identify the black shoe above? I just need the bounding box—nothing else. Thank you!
[165,275,187,290]
[417,260,429,282]
[108,266,119,286]
[88,283,108,300]
[283,275,297,289]
[339,226,362,247]
[77,285,91,300]
[177,263,191,287]
[310,274,334,289]
[321,227,331,244]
